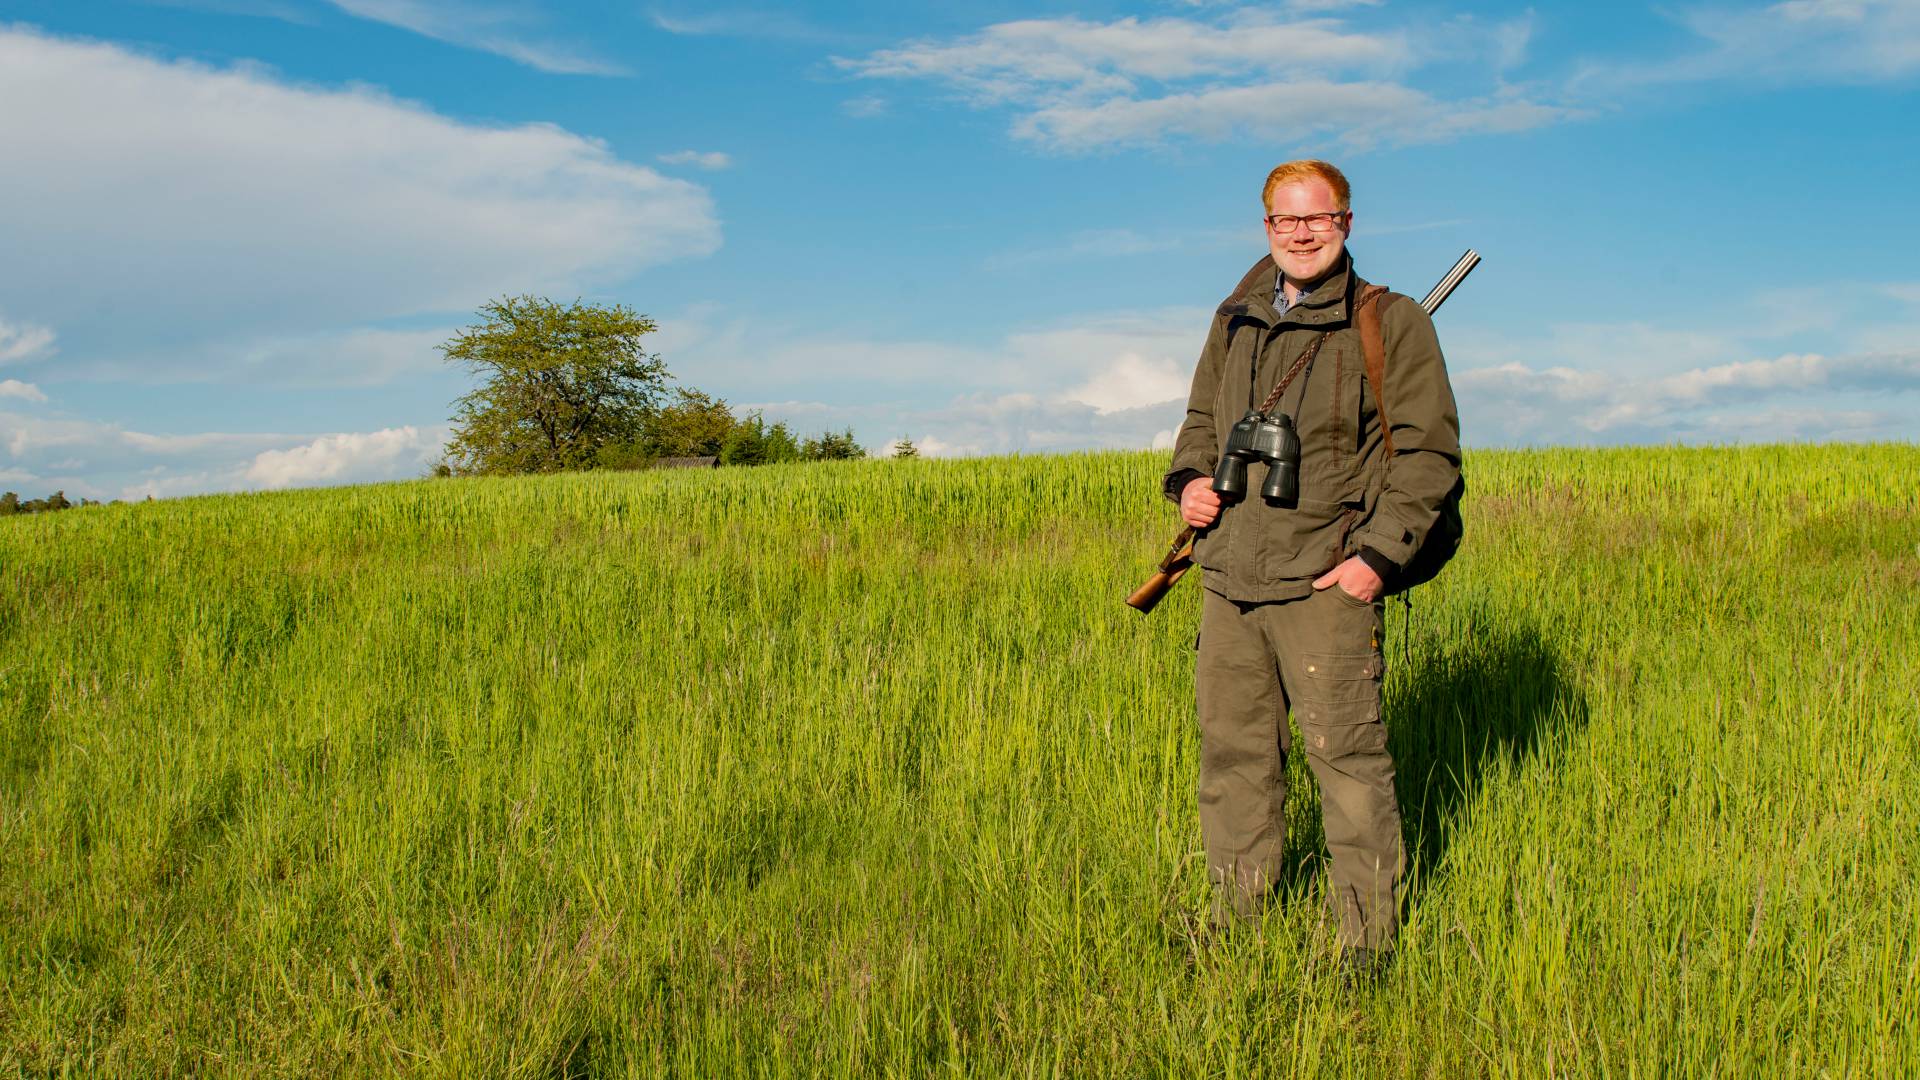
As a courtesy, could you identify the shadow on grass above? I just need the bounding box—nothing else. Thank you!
[1165,604,1589,951]
[1385,606,1590,908]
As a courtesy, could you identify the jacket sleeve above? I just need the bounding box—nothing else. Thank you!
[1351,298,1461,567]
[1160,315,1228,503]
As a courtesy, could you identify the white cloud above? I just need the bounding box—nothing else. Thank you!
[245,425,446,487]
[657,303,1208,402]
[1697,407,1892,440]
[0,380,46,403]
[324,0,625,75]
[647,8,839,42]
[1573,0,1920,92]
[688,288,1920,455]
[835,10,1568,151]
[1455,349,1920,443]
[139,0,315,20]
[984,227,1248,268]
[657,149,733,170]
[0,26,719,381]
[659,303,1209,456]
[1283,0,1385,10]
[746,391,1187,460]
[841,15,1411,97]
[1064,353,1191,414]
[840,94,889,118]
[0,408,452,500]
[0,317,56,365]
[1014,79,1569,153]
[143,326,454,387]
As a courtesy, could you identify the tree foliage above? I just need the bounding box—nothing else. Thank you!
[646,388,738,459]
[802,427,865,461]
[891,436,920,459]
[0,491,85,517]
[440,297,668,476]
[720,414,801,466]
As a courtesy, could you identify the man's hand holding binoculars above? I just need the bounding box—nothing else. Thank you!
[1180,476,1222,529]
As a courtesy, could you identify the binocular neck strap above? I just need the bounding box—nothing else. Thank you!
[1253,331,1331,415]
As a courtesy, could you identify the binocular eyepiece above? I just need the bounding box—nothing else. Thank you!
[1211,411,1301,505]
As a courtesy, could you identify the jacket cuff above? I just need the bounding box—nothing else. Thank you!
[1164,468,1207,504]
[1358,546,1399,584]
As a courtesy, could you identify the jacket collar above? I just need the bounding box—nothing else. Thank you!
[1216,251,1360,329]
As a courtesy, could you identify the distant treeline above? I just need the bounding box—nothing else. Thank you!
[590,389,876,470]
[1,491,102,517]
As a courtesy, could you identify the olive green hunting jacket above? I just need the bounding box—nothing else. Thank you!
[1162,252,1461,602]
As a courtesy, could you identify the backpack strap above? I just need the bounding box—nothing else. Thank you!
[1354,285,1394,456]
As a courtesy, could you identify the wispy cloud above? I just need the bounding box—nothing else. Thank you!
[840,94,889,118]
[834,9,1567,152]
[1571,0,1920,94]
[0,379,47,403]
[647,8,843,43]
[137,0,317,22]
[245,425,446,488]
[1456,349,1920,444]
[657,302,1207,403]
[0,26,718,385]
[1012,80,1566,153]
[0,408,450,500]
[325,0,626,75]
[657,149,733,170]
[744,392,1186,460]
[0,318,56,365]
[983,227,1247,269]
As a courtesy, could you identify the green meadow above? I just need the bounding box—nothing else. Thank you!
[2,445,1916,1076]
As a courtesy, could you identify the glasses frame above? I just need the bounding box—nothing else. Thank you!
[1265,211,1350,234]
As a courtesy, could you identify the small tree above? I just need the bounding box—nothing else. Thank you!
[891,436,919,459]
[802,427,864,461]
[0,492,16,516]
[440,296,668,476]
[720,413,801,466]
[646,388,738,458]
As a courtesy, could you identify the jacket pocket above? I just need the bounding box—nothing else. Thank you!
[1252,495,1346,583]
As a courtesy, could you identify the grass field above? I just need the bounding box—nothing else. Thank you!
[3,445,1917,1076]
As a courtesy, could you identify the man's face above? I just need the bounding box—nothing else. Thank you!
[1265,179,1351,287]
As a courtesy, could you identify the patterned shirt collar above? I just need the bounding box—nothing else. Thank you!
[1275,279,1313,313]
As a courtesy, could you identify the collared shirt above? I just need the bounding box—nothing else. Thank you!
[1275,280,1314,314]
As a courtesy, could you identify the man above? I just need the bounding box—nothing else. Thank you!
[1163,159,1461,971]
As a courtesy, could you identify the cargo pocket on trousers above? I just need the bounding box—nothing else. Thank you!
[1296,652,1386,756]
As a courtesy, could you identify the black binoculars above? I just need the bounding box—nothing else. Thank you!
[1211,410,1301,504]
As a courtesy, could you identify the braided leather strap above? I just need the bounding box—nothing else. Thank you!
[1256,332,1330,415]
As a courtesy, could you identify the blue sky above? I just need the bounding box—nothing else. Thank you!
[2,0,1917,499]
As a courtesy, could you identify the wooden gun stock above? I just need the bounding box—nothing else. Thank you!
[1126,528,1195,614]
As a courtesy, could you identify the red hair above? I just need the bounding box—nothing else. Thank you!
[1261,159,1351,211]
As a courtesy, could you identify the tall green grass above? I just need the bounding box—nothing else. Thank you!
[3,445,1916,1076]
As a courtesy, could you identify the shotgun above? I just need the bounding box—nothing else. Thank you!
[1127,249,1481,614]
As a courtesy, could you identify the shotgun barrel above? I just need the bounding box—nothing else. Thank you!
[1418,249,1479,316]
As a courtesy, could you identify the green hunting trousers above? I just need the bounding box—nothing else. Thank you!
[1196,584,1405,949]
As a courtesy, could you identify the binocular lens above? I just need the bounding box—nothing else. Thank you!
[1261,461,1298,504]
[1212,459,1248,499]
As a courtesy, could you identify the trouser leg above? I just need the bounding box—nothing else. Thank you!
[1271,587,1404,950]
[1194,587,1289,922]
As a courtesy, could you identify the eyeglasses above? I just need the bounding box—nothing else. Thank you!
[1265,212,1348,234]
